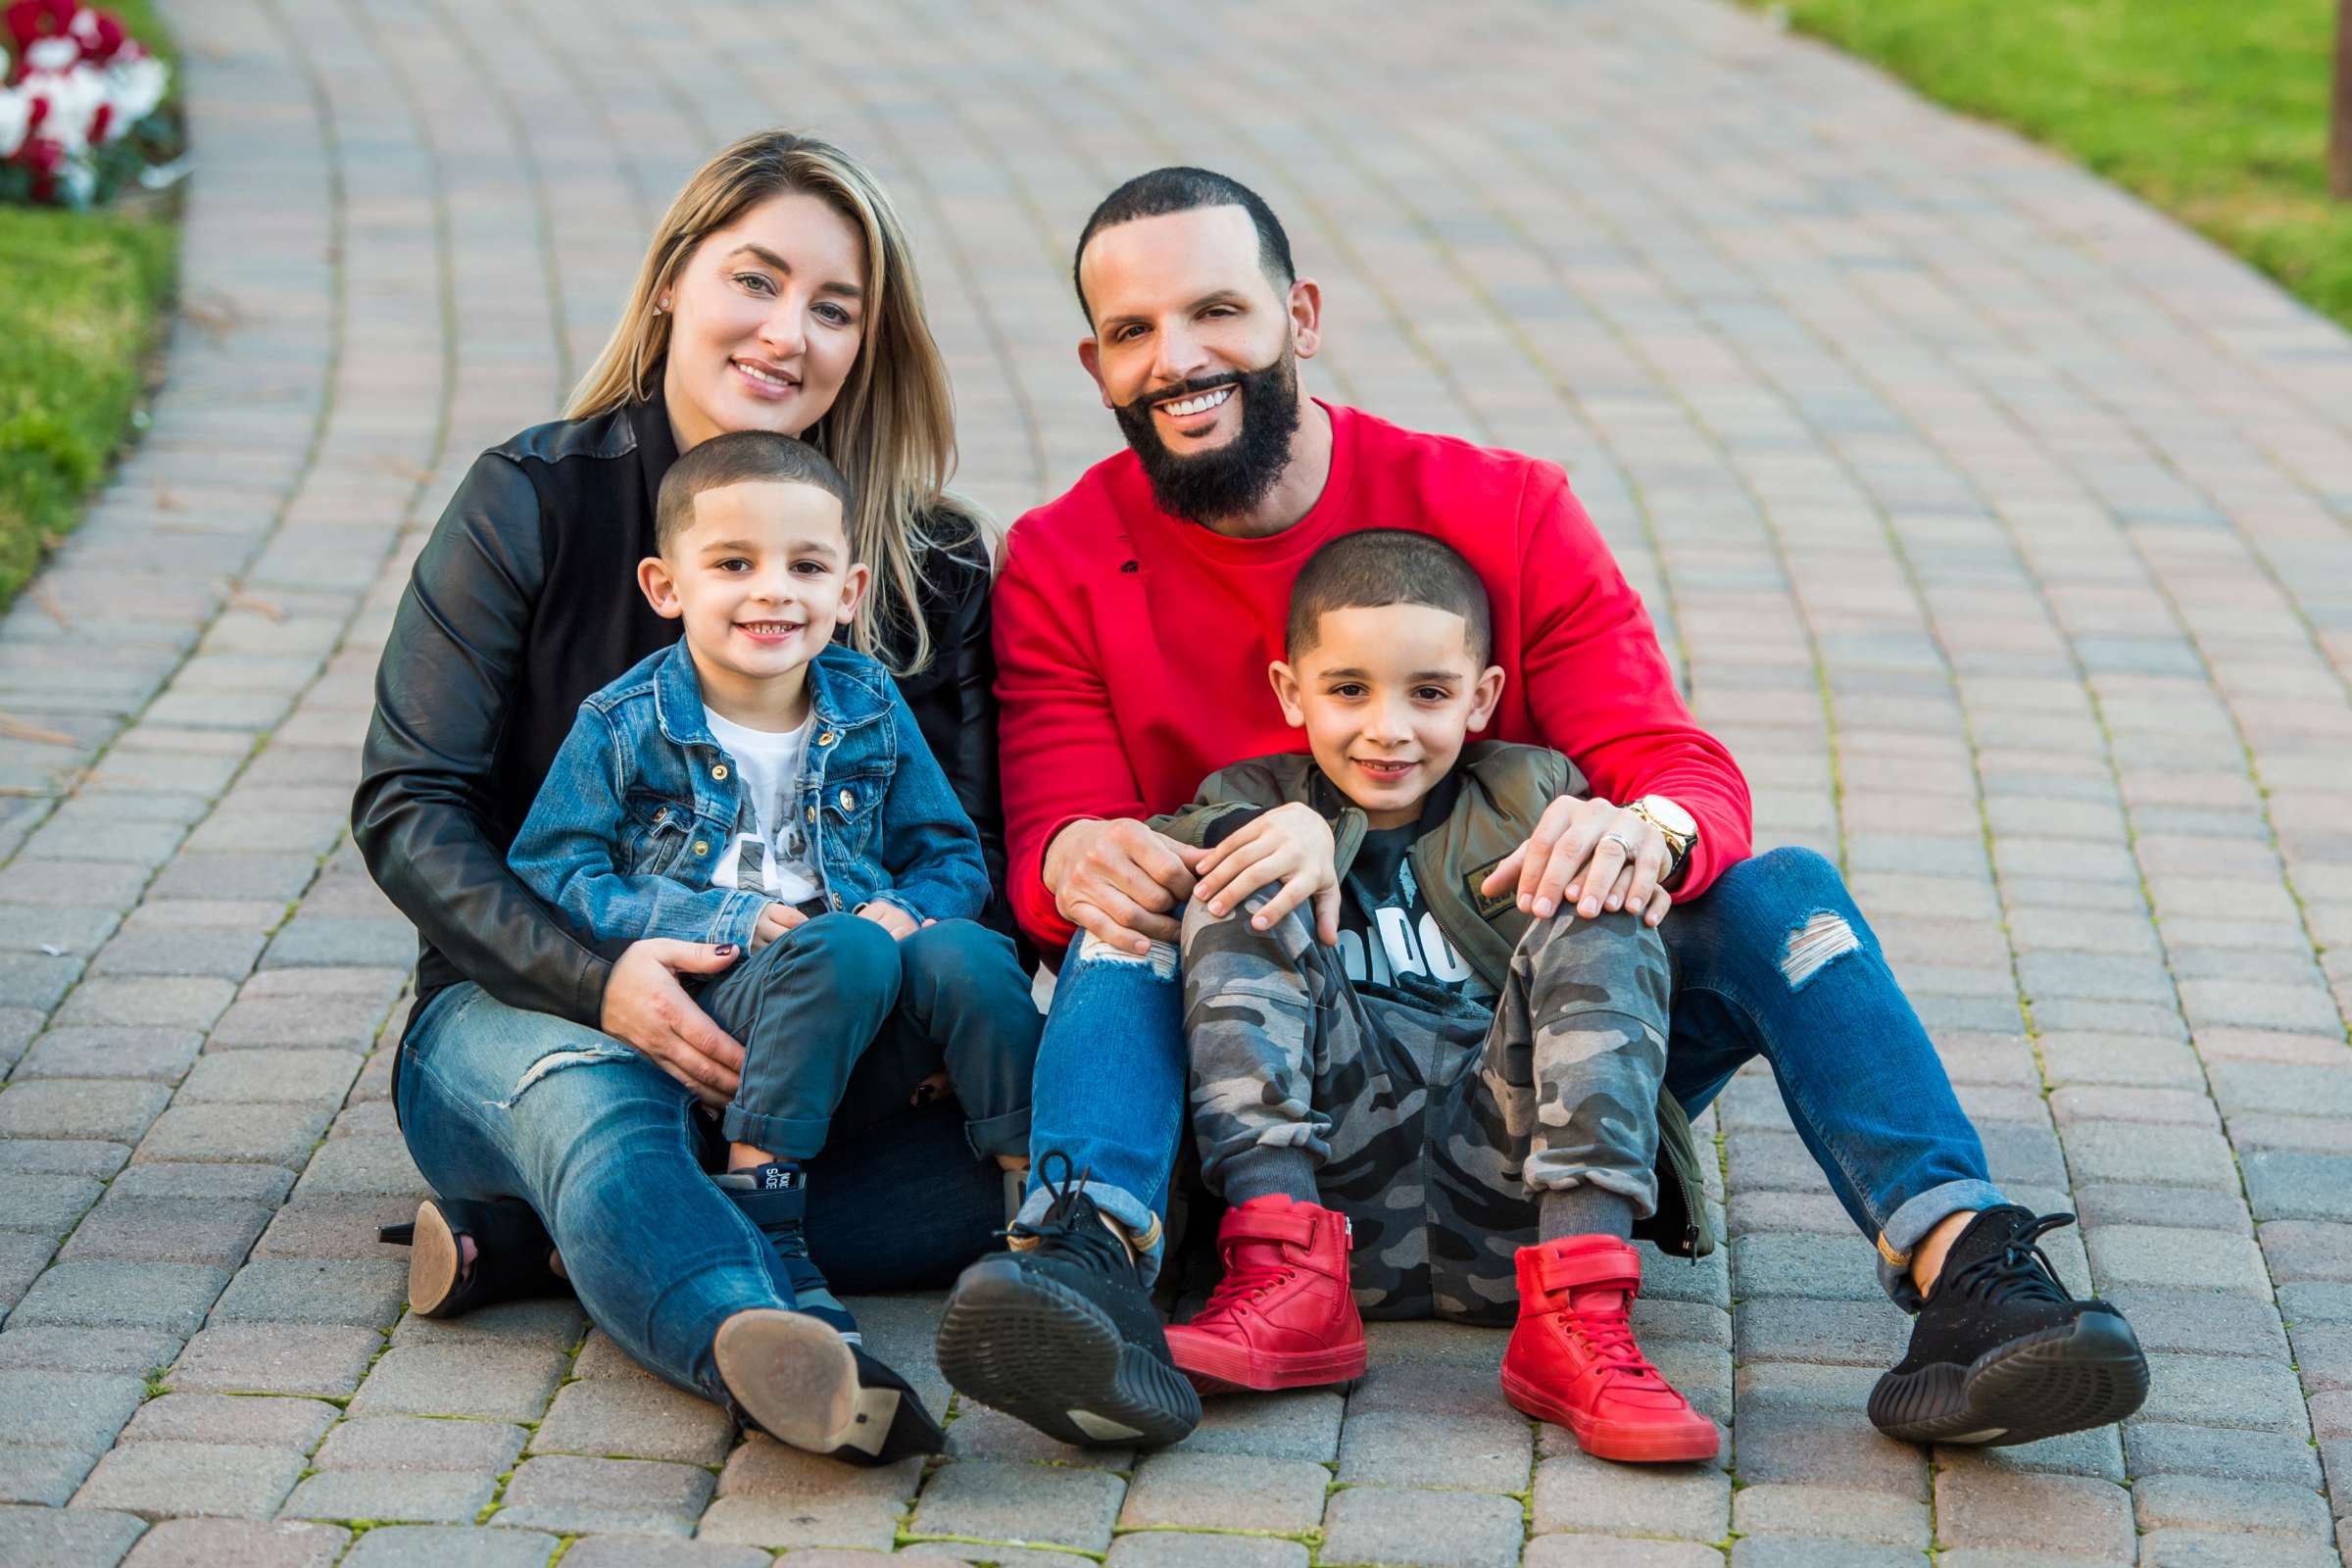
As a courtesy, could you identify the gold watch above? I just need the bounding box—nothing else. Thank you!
[1627,796,1698,887]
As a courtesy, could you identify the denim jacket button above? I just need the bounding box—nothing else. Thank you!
[817,731,837,747]
[805,805,817,823]
[837,788,855,812]
[710,763,728,781]
[692,840,710,857]
[832,895,845,910]
[653,807,668,823]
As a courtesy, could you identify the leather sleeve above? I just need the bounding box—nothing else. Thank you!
[350,453,614,1025]
[938,561,1011,926]
[868,679,993,925]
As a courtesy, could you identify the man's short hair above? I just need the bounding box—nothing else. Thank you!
[1289,530,1494,667]
[1072,167,1297,323]
[655,430,854,555]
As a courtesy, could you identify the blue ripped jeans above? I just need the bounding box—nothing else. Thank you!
[1022,846,2000,1305]
[395,982,1004,1404]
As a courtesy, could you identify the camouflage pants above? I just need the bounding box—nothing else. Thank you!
[1181,898,1671,1323]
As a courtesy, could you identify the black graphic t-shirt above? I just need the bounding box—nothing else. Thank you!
[1337,824,1492,1004]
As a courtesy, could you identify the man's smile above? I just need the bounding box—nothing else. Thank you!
[1151,382,1240,437]
[1155,385,1234,417]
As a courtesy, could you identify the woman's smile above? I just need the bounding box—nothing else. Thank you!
[731,356,801,400]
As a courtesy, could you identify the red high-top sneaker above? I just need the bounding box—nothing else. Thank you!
[1501,1234,1719,1463]
[1165,1195,1368,1393]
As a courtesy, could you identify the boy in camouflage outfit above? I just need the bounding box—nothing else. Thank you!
[1152,531,1720,1463]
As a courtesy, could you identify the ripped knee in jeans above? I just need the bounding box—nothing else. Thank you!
[1076,931,1179,981]
[1779,910,1862,991]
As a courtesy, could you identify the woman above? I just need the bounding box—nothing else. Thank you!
[352,130,1008,1464]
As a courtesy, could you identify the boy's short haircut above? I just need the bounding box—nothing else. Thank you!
[654,430,856,556]
[1288,529,1494,666]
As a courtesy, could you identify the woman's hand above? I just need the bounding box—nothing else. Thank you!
[751,903,807,951]
[599,940,748,1108]
[1195,803,1343,945]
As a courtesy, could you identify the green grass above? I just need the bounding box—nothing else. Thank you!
[0,0,179,608]
[1757,0,2352,333]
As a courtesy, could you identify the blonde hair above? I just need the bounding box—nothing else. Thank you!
[567,129,982,676]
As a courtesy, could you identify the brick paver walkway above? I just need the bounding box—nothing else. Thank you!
[4,0,2351,1562]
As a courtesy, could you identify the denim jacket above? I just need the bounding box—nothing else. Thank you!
[507,638,991,952]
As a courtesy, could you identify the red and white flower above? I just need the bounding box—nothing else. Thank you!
[66,1,124,64]
[0,80,28,159]
[4,0,74,73]
[24,55,103,151]
[2,4,169,206]
[104,46,161,124]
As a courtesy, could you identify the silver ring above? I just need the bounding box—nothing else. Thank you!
[1601,829,1641,855]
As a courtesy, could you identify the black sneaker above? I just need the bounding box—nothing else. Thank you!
[1869,1206,2148,1446]
[716,1161,858,1342]
[934,1152,1201,1447]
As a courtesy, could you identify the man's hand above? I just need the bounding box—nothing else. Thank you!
[599,940,749,1108]
[1044,816,1206,956]
[857,901,921,940]
[1479,795,1676,929]
[1196,803,1342,945]
[751,902,808,951]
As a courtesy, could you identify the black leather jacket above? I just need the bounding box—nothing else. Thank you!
[352,394,1007,1039]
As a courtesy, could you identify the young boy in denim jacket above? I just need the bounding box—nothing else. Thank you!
[507,431,1039,1411]
[1152,530,1718,1464]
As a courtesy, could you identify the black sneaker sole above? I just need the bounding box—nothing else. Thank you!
[934,1254,1201,1448]
[1869,1309,2149,1446]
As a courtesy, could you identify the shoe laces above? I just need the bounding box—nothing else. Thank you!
[1561,1298,1660,1383]
[1947,1210,2076,1307]
[1195,1245,1296,1326]
[1006,1150,1130,1275]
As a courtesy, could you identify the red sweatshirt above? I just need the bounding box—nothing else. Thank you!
[993,402,1752,953]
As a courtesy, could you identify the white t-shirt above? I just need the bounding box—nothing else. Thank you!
[702,708,824,905]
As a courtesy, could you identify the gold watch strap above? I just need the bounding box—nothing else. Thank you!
[1627,799,1691,856]
[1628,798,1694,888]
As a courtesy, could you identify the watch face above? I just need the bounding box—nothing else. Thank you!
[1642,796,1698,840]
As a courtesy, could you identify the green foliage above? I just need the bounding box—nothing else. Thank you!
[0,0,179,608]
[0,204,177,605]
[1763,0,2352,332]
[104,0,174,67]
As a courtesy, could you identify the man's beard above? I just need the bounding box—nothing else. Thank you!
[1111,346,1302,525]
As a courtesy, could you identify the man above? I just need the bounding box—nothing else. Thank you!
[935,168,2148,1454]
